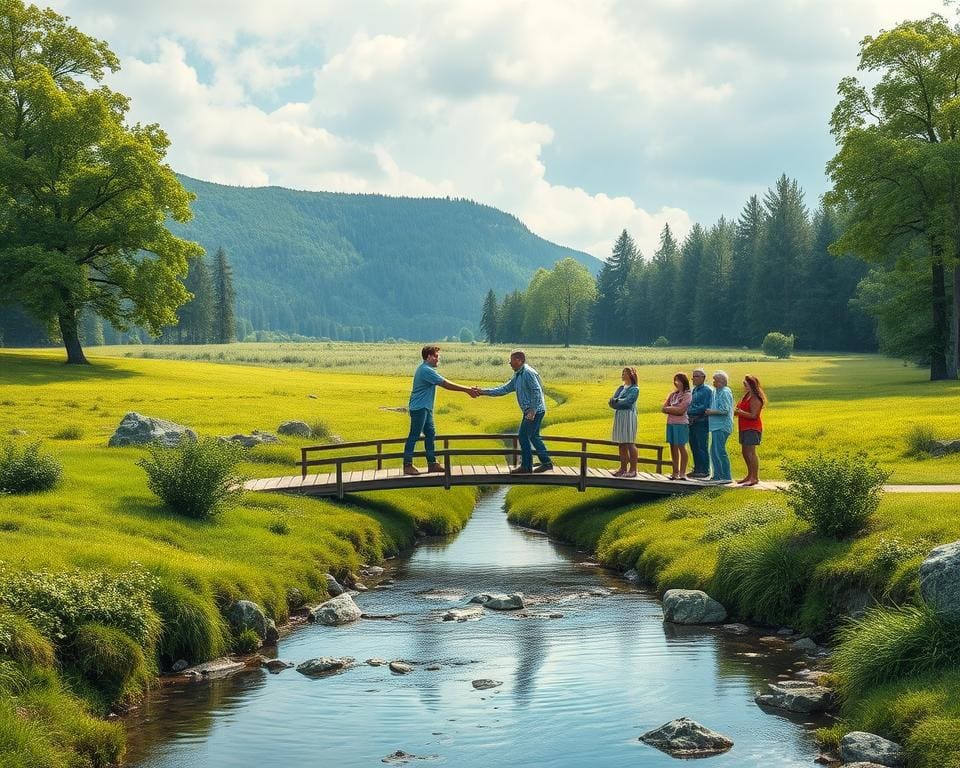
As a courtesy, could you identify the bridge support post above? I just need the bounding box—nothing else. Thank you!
[376,442,382,471]
[578,440,587,492]
[336,463,344,500]
[301,448,307,479]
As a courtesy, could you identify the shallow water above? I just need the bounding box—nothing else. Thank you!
[125,489,827,767]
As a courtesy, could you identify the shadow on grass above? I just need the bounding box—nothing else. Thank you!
[0,353,141,386]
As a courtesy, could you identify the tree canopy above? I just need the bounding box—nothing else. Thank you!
[0,0,201,363]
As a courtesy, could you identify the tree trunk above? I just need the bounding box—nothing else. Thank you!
[951,263,960,380]
[930,258,950,380]
[58,307,89,365]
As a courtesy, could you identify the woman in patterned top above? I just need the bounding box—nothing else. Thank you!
[661,372,692,480]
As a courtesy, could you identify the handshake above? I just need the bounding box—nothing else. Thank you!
[467,386,484,399]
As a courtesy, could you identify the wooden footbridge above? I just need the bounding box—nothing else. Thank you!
[243,433,755,499]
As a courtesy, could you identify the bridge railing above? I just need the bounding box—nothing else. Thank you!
[299,434,665,497]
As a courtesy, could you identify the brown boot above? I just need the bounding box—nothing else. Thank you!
[403,464,420,476]
[427,462,444,473]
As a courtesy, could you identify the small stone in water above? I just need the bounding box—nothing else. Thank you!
[366,658,388,666]
[472,679,502,690]
[389,661,413,674]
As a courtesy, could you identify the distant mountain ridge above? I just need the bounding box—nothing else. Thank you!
[169,176,601,340]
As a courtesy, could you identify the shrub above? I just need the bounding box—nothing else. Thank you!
[459,327,474,343]
[702,501,788,542]
[712,521,812,625]
[0,562,160,645]
[234,628,261,654]
[782,452,889,538]
[138,437,244,520]
[51,425,83,440]
[762,331,795,358]
[0,441,62,493]
[0,610,54,668]
[71,623,152,701]
[268,516,290,535]
[833,604,960,697]
[308,420,332,441]
[872,537,930,574]
[151,579,229,666]
[652,335,670,347]
[905,424,937,456]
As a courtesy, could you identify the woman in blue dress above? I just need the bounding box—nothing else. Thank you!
[609,367,639,477]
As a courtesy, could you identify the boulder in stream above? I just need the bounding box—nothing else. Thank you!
[471,679,502,690]
[296,657,354,676]
[661,589,727,624]
[468,592,524,610]
[389,661,413,674]
[755,680,834,713]
[325,573,346,597]
[309,593,362,625]
[639,717,734,757]
[443,607,484,622]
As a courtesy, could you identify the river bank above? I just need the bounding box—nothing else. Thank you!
[504,485,960,767]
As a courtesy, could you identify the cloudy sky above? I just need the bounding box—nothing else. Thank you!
[49,0,946,258]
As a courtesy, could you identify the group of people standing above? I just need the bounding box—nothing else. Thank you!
[617,367,765,484]
[401,345,765,485]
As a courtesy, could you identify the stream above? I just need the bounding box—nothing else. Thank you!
[124,489,828,767]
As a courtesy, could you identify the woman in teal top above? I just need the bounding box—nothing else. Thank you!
[609,366,639,477]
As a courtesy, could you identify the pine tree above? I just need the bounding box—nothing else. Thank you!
[675,224,707,344]
[731,196,765,344]
[592,229,637,343]
[480,289,499,343]
[212,247,236,343]
[651,224,681,341]
[178,256,215,343]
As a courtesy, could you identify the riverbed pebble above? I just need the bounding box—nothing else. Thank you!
[389,661,414,674]
[471,679,502,690]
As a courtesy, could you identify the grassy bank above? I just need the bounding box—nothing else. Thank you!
[0,351,480,766]
[504,484,960,767]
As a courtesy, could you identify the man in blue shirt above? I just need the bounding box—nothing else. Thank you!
[403,345,478,475]
[687,368,713,478]
[476,349,553,474]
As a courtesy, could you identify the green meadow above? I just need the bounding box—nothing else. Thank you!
[0,345,958,767]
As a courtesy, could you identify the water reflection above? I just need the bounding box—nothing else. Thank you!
[125,489,826,767]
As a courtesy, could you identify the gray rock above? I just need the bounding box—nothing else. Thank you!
[840,732,906,767]
[755,680,834,713]
[219,430,280,448]
[777,627,795,636]
[366,658,388,666]
[297,657,354,676]
[382,750,437,764]
[841,764,889,768]
[929,438,960,457]
[183,657,245,678]
[325,573,345,597]
[362,565,385,577]
[797,669,831,684]
[226,600,270,640]
[443,607,484,622]
[309,593,362,625]
[639,717,734,757]
[277,420,312,437]
[264,619,279,645]
[623,568,640,583]
[792,637,819,652]
[9,429,27,436]
[108,412,196,448]
[722,623,751,635]
[468,592,524,610]
[389,661,413,674]
[920,540,960,620]
[471,679,502,690]
[263,659,293,671]
[661,589,727,624]
[171,659,189,672]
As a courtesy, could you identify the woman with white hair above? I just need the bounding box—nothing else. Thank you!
[704,370,734,483]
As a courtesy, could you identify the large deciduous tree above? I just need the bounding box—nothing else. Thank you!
[827,14,960,380]
[0,0,202,363]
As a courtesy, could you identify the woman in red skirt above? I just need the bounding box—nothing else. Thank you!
[734,374,766,486]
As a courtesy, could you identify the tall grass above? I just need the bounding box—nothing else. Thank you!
[832,604,960,697]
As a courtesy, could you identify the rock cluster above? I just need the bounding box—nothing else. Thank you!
[219,430,280,448]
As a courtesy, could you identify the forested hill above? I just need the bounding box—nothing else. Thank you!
[169,176,600,341]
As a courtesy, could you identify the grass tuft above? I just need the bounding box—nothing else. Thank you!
[51,425,83,440]
[151,579,229,667]
[70,623,153,703]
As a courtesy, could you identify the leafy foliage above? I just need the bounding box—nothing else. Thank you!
[0,563,159,645]
[233,628,261,654]
[783,452,889,538]
[762,331,795,358]
[702,501,788,542]
[0,441,62,493]
[138,437,244,520]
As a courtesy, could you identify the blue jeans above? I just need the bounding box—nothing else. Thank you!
[403,408,436,465]
[518,411,550,469]
[710,429,732,481]
[689,419,710,475]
